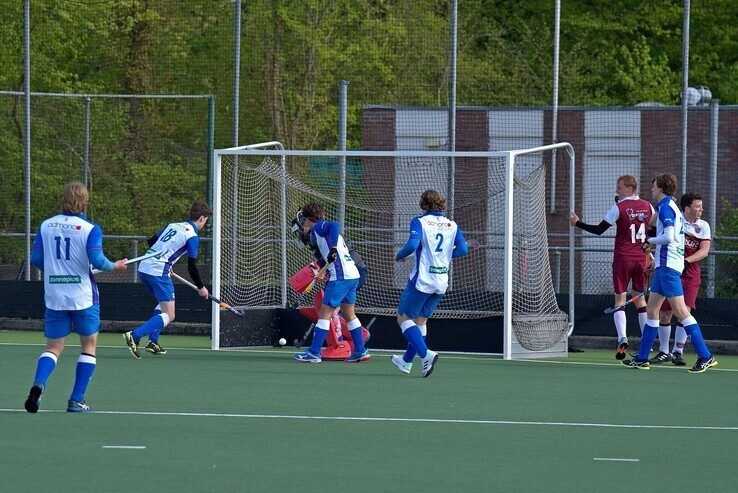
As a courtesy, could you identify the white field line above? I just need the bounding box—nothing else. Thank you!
[2,342,736,372]
[1,408,737,431]
[593,457,639,462]
[102,445,146,449]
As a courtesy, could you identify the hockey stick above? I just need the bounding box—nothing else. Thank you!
[603,252,654,314]
[91,249,161,274]
[170,272,245,317]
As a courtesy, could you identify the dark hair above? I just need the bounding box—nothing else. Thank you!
[617,175,637,191]
[652,173,678,196]
[301,202,324,221]
[419,189,446,212]
[680,192,702,211]
[189,201,212,221]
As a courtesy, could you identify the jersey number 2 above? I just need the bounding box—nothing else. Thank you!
[434,233,444,252]
[629,223,646,244]
[54,236,70,260]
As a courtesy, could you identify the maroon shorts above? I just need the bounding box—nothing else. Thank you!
[612,258,647,294]
[662,278,700,311]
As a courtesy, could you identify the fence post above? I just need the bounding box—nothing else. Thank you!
[447,0,458,221]
[707,100,718,297]
[83,96,91,187]
[550,0,561,213]
[338,80,348,232]
[206,95,215,207]
[23,0,32,281]
[679,0,691,195]
[131,239,139,283]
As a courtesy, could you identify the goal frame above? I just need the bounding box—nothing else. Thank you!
[211,142,575,359]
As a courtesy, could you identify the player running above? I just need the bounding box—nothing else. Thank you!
[123,201,211,358]
[391,189,468,378]
[624,174,716,373]
[570,175,654,360]
[293,202,370,363]
[650,192,711,366]
[24,182,127,413]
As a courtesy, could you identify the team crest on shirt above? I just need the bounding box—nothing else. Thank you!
[625,208,647,221]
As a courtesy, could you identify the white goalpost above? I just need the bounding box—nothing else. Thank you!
[211,142,575,359]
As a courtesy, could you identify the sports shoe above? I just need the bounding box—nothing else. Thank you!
[345,349,371,363]
[622,359,650,370]
[688,356,717,374]
[123,331,141,359]
[421,350,439,378]
[648,351,673,364]
[294,351,321,363]
[145,341,167,355]
[67,399,91,413]
[391,355,412,374]
[672,351,686,366]
[24,383,43,414]
[615,338,628,360]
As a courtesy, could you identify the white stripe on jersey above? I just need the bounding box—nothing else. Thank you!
[139,222,198,277]
[314,233,360,281]
[39,214,96,311]
[654,197,685,273]
[409,214,458,294]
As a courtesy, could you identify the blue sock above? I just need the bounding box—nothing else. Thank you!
[684,322,711,359]
[70,353,96,403]
[637,324,659,361]
[403,343,417,363]
[309,320,330,355]
[33,351,57,388]
[149,309,163,343]
[402,325,428,358]
[132,313,165,342]
[349,328,365,352]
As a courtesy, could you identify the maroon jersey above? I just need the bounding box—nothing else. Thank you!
[682,219,711,282]
[604,196,654,261]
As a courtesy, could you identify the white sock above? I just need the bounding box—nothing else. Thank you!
[673,324,688,353]
[613,311,627,341]
[637,311,648,335]
[658,325,671,354]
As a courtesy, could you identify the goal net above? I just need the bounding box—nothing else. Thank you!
[211,143,575,359]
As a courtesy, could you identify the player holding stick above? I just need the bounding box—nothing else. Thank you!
[651,192,712,366]
[123,201,211,358]
[292,202,370,363]
[570,175,654,360]
[24,182,127,413]
[624,174,716,372]
[392,189,468,378]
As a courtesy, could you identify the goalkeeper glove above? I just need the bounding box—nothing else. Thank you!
[326,247,338,263]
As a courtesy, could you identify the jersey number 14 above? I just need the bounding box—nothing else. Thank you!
[629,223,646,244]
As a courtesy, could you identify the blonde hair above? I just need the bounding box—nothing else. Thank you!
[59,182,89,214]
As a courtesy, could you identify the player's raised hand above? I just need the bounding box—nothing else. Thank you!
[198,286,209,299]
[326,247,338,263]
[113,259,128,270]
[569,211,579,226]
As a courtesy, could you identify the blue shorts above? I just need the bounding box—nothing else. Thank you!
[322,279,358,308]
[650,267,684,298]
[397,283,443,319]
[44,304,100,339]
[140,272,175,302]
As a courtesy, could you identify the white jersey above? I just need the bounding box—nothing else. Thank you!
[653,196,685,273]
[311,220,360,281]
[139,221,200,277]
[408,213,459,294]
[37,214,99,311]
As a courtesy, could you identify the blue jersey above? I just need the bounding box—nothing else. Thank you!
[31,213,114,311]
[397,211,468,294]
[310,220,360,281]
[139,221,200,277]
[653,196,685,273]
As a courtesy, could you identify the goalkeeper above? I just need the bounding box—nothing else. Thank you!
[292,202,370,363]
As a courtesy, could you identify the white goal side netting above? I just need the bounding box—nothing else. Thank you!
[213,146,573,352]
